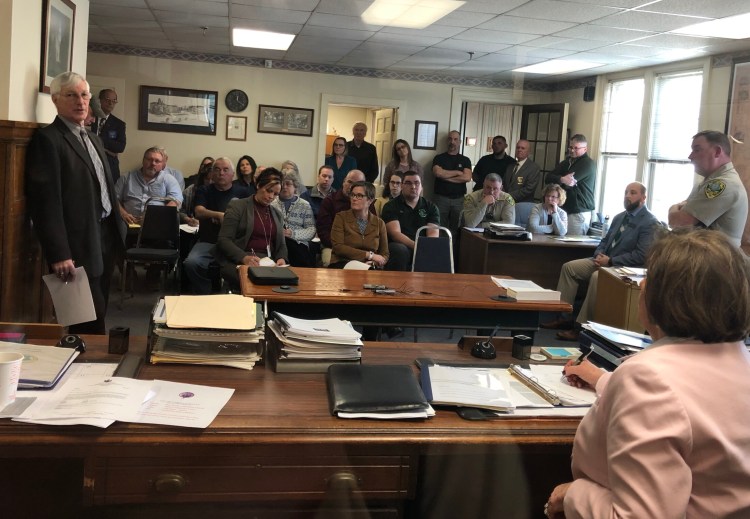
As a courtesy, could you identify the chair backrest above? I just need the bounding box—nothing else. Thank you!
[514,202,535,227]
[137,204,179,249]
[412,225,454,273]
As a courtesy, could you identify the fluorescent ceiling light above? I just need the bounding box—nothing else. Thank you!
[232,28,295,50]
[514,59,601,75]
[362,0,465,29]
[671,12,750,39]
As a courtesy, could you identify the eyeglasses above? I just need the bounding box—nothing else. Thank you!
[402,181,421,187]
[350,193,368,200]
[389,180,402,185]
[61,92,92,101]
[102,98,118,104]
[333,143,345,147]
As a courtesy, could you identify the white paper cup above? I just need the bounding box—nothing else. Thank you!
[0,352,24,409]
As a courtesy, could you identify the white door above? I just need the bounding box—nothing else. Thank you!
[373,108,396,186]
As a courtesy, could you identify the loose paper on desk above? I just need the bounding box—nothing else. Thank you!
[135,380,234,428]
[343,260,371,270]
[42,266,96,326]
[165,294,256,330]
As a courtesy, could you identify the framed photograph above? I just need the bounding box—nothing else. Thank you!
[258,105,314,137]
[413,120,438,150]
[40,0,76,93]
[138,85,217,135]
[226,115,247,141]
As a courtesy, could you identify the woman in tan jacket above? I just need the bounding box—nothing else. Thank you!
[330,181,389,269]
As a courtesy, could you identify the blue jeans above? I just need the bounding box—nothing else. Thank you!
[183,241,216,294]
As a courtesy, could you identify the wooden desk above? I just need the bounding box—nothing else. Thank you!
[1,337,578,518]
[458,229,599,289]
[595,267,644,332]
[239,266,571,336]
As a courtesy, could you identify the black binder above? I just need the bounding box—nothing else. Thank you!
[247,266,299,285]
[327,364,431,415]
[579,330,634,371]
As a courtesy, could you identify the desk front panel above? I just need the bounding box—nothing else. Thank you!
[459,230,598,289]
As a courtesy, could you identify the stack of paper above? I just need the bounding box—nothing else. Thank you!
[491,277,561,300]
[149,295,264,370]
[267,313,363,373]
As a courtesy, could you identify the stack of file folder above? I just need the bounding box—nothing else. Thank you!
[579,322,650,370]
[266,312,363,373]
[149,295,264,370]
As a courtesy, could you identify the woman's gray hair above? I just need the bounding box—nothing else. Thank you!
[281,168,304,194]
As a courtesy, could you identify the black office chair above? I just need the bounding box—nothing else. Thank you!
[412,225,454,273]
[119,203,180,309]
[411,226,454,341]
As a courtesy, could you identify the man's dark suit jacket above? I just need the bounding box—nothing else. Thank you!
[347,140,379,183]
[92,113,126,182]
[594,206,660,267]
[26,116,126,279]
[503,159,541,203]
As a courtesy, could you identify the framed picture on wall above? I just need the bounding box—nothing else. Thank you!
[258,105,314,137]
[413,120,438,150]
[40,0,76,93]
[138,85,217,135]
[226,115,247,141]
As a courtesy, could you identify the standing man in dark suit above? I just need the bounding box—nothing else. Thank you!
[347,122,379,183]
[91,88,126,183]
[26,72,126,334]
[504,139,541,203]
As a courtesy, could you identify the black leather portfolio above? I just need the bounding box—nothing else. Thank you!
[247,266,299,285]
[327,364,431,415]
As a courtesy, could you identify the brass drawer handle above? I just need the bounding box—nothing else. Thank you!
[327,471,361,491]
[153,473,187,493]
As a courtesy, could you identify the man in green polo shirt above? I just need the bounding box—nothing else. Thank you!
[381,171,441,271]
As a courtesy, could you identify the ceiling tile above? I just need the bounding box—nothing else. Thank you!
[504,0,622,23]
[355,41,426,56]
[307,13,382,31]
[457,0,528,15]
[231,4,311,24]
[153,11,229,26]
[631,33,713,49]
[337,51,404,68]
[298,25,373,40]
[495,45,574,59]
[525,36,609,52]
[90,0,150,7]
[432,39,511,53]
[368,32,443,47]
[230,20,304,34]
[454,29,541,45]
[231,0,317,9]
[476,15,576,34]
[633,0,750,18]
[590,10,703,32]
[552,24,654,43]
[314,0,371,17]
[89,6,154,19]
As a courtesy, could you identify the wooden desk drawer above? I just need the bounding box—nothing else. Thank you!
[94,455,414,505]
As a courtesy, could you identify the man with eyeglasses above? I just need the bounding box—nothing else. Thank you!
[381,171,440,271]
[92,89,126,183]
[432,130,472,239]
[472,135,516,192]
[547,134,597,235]
[25,72,126,334]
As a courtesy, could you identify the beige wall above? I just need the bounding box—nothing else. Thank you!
[86,52,543,186]
[1,0,90,123]
[326,105,369,138]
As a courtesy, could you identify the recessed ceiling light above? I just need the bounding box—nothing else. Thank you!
[362,0,465,29]
[232,28,295,51]
[670,12,750,39]
[513,59,601,75]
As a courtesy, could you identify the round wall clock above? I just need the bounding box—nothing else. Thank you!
[225,89,249,112]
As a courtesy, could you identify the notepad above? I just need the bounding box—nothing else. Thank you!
[540,347,581,360]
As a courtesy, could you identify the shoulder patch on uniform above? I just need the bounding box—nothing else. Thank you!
[506,194,515,206]
[704,180,726,199]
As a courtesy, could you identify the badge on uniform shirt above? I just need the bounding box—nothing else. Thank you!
[418,209,428,217]
[516,177,523,185]
[705,180,726,199]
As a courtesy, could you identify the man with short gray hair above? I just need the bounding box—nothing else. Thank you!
[347,122,379,182]
[25,72,126,334]
[116,146,182,225]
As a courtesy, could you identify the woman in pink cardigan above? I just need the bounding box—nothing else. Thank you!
[546,228,750,519]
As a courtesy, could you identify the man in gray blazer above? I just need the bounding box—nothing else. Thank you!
[504,139,541,203]
[26,72,126,334]
[543,182,660,340]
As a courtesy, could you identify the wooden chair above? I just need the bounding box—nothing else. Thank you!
[0,322,64,341]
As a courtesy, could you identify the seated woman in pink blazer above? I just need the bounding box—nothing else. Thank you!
[546,228,750,519]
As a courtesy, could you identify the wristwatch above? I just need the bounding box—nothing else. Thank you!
[368,251,374,261]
